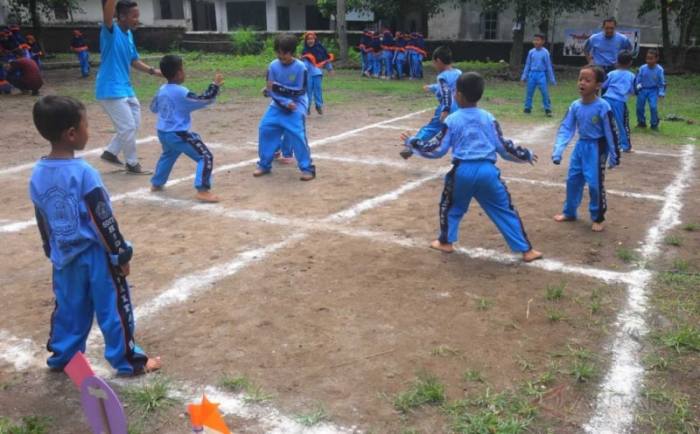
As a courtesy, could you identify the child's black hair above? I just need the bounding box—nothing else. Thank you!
[33,96,85,143]
[533,33,545,40]
[602,17,617,26]
[581,65,606,83]
[617,50,633,66]
[115,0,137,18]
[274,34,298,54]
[160,54,183,81]
[432,46,452,65]
[457,72,485,103]
[646,48,659,58]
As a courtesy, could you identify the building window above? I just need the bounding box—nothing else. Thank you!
[159,0,184,19]
[54,5,68,20]
[305,5,329,30]
[481,11,498,40]
[277,7,290,31]
[227,1,267,30]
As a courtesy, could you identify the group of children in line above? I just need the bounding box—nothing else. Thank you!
[27,22,670,377]
[358,29,426,80]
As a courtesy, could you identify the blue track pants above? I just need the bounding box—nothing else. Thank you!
[152,131,214,191]
[562,138,608,223]
[258,105,314,174]
[77,50,90,77]
[382,50,394,77]
[524,71,551,111]
[636,88,659,128]
[307,74,324,110]
[604,96,631,151]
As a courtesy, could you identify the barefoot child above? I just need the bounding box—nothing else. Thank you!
[552,65,621,232]
[30,96,160,376]
[404,72,542,262]
[635,48,666,131]
[150,55,223,203]
[301,32,334,115]
[602,51,635,152]
[255,34,315,181]
[521,33,556,117]
[400,46,461,159]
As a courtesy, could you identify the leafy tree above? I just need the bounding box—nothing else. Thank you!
[7,0,83,35]
[638,0,700,70]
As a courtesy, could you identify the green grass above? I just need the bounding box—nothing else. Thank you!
[294,404,329,427]
[660,325,700,353]
[122,376,177,416]
[639,388,699,433]
[0,416,51,434]
[682,223,699,231]
[544,282,565,301]
[475,297,492,311]
[219,374,251,392]
[664,235,683,247]
[569,359,597,383]
[393,372,446,413]
[616,247,639,263]
[546,308,564,323]
[463,369,485,383]
[445,388,535,434]
[431,344,461,357]
[220,374,274,403]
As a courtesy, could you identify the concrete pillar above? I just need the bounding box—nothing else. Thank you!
[215,0,227,32]
[182,0,193,30]
[266,0,278,31]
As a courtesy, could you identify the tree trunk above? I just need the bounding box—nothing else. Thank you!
[659,0,674,69]
[509,0,527,76]
[336,0,348,62]
[29,0,41,37]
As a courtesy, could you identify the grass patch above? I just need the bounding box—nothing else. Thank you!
[463,369,485,383]
[294,404,329,427]
[475,297,492,311]
[0,416,51,434]
[546,308,564,323]
[639,388,699,433]
[393,372,446,413]
[569,359,597,383]
[544,282,565,301]
[431,344,461,357]
[219,374,250,392]
[682,223,699,232]
[660,325,700,353]
[615,247,639,263]
[643,353,669,371]
[219,373,274,403]
[122,375,177,417]
[664,235,683,247]
[445,388,536,434]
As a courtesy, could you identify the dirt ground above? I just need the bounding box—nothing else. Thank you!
[0,68,697,433]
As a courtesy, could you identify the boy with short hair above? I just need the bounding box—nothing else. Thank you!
[403,72,542,262]
[255,34,316,181]
[400,46,462,159]
[150,55,223,203]
[521,34,556,117]
[70,29,90,78]
[602,51,636,152]
[552,66,621,232]
[635,49,666,131]
[29,95,160,376]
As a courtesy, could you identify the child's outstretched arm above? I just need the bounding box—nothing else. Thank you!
[520,50,531,82]
[438,77,452,118]
[406,124,453,159]
[85,187,133,274]
[552,103,577,164]
[33,206,51,258]
[603,107,621,167]
[183,74,223,112]
[490,120,537,164]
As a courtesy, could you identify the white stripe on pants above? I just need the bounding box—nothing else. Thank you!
[100,97,141,165]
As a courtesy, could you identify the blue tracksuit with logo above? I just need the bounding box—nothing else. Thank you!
[552,98,621,223]
[150,82,220,191]
[29,158,148,375]
[404,68,462,155]
[584,32,633,72]
[407,108,535,251]
[258,58,314,175]
[635,64,666,128]
[602,69,635,151]
[521,47,556,111]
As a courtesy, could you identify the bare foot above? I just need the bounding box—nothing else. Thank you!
[430,239,455,253]
[195,191,220,203]
[145,356,162,373]
[253,168,270,177]
[553,213,575,222]
[150,185,164,192]
[522,249,543,262]
[591,222,604,232]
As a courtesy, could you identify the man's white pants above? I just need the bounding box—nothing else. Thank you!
[100,97,141,165]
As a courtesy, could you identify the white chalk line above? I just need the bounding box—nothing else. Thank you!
[0,110,429,234]
[134,193,636,285]
[632,149,682,158]
[375,124,414,130]
[584,144,696,434]
[0,136,158,177]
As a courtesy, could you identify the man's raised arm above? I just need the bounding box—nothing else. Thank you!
[103,0,116,29]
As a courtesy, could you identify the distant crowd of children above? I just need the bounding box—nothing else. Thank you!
[358,30,426,80]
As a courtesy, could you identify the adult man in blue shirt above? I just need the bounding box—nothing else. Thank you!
[97,0,163,174]
[584,18,632,73]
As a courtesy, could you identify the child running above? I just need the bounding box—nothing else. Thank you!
[635,48,666,131]
[149,54,223,203]
[30,96,160,376]
[301,32,334,115]
[521,33,556,117]
[602,51,635,152]
[255,34,315,181]
[400,46,461,159]
[403,72,542,262]
[552,65,621,232]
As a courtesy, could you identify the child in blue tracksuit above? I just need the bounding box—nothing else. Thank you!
[404,72,542,262]
[602,51,636,152]
[407,33,426,79]
[521,34,556,116]
[552,66,621,232]
[25,34,43,69]
[394,32,408,80]
[635,49,666,131]
[369,32,383,78]
[29,96,160,376]
[381,30,395,79]
[70,30,90,78]
[150,55,222,203]
[359,30,372,77]
[400,46,462,159]
[255,34,315,181]
[301,32,334,115]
